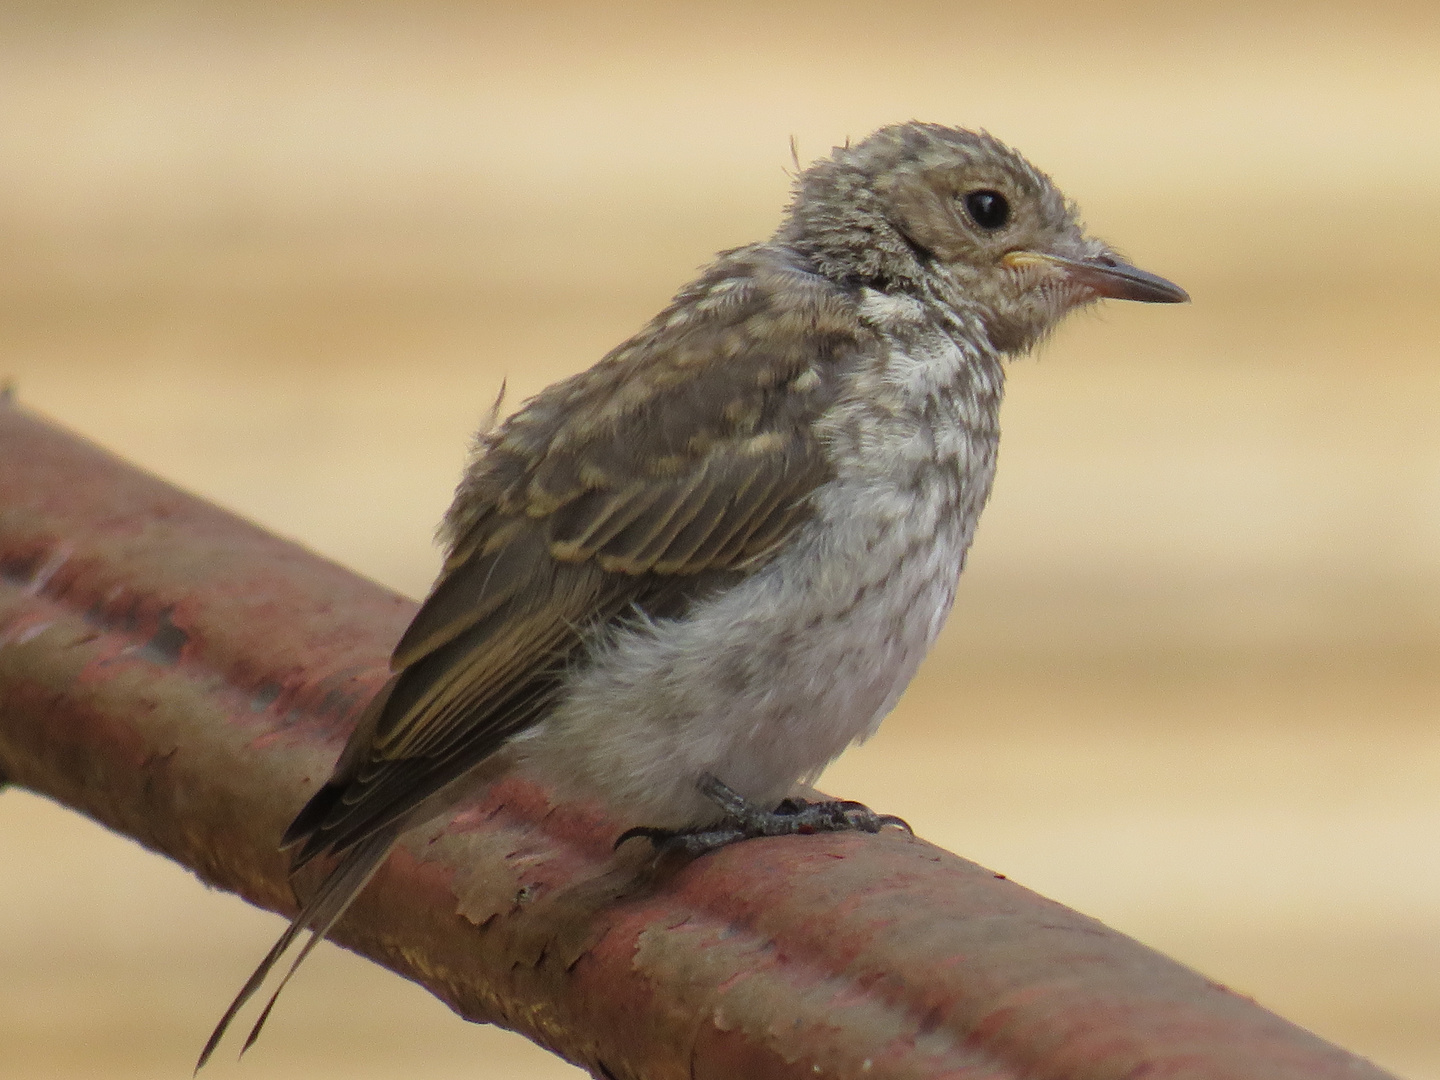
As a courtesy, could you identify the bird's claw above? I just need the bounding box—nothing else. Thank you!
[615,775,910,856]
[772,795,912,835]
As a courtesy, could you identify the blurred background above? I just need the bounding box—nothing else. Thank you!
[1,1,1437,1077]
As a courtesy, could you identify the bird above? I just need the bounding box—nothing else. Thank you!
[198,121,1187,1067]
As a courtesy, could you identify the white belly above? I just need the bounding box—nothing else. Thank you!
[517,462,988,828]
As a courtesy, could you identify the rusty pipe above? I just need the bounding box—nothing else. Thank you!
[0,399,1397,1080]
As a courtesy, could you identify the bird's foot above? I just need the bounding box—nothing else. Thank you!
[615,773,911,857]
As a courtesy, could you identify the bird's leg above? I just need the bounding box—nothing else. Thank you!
[615,773,911,857]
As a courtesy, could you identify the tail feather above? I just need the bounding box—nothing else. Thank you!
[280,780,346,854]
[195,829,398,1072]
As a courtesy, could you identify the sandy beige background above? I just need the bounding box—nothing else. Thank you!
[1,1,1438,1077]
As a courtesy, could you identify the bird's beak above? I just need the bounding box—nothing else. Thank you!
[1002,251,1189,304]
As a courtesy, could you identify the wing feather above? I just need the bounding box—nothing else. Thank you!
[548,483,665,561]
[390,518,530,670]
[677,466,789,569]
[625,470,718,569]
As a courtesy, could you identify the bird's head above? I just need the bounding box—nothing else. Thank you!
[780,122,1187,354]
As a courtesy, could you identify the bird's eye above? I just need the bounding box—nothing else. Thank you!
[964,190,1010,230]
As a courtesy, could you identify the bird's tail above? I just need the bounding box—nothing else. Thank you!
[195,827,398,1072]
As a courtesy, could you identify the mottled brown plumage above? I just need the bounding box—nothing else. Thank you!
[201,122,1186,1069]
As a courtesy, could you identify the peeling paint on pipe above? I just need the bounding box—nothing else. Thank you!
[0,400,1398,1080]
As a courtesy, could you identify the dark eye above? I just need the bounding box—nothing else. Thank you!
[964,189,1010,230]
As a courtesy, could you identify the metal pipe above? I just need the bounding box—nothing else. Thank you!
[0,399,1397,1080]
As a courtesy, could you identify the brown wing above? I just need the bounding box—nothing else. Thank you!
[285,248,866,863]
